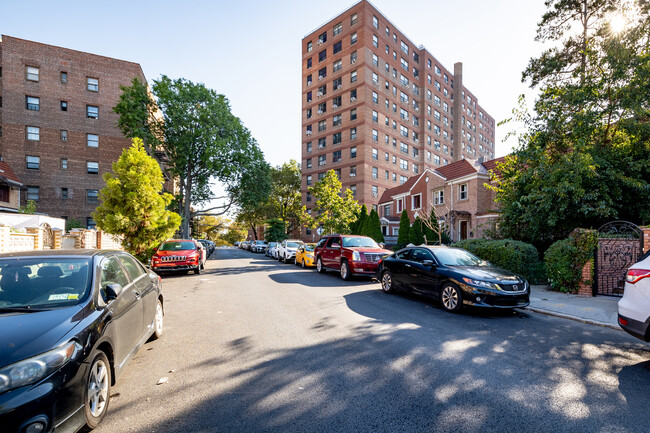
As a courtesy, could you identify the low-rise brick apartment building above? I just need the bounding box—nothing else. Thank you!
[301,0,496,240]
[0,35,156,227]
[378,156,505,244]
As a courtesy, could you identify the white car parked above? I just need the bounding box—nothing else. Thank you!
[269,243,281,259]
[277,239,304,263]
[618,253,650,341]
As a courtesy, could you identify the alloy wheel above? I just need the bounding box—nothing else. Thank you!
[441,285,460,312]
[88,359,109,418]
[381,272,393,293]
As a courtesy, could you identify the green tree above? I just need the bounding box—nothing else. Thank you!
[268,160,303,235]
[92,139,181,260]
[361,208,384,243]
[114,76,271,238]
[221,221,247,245]
[19,200,36,214]
[396,210,411,248]
[351,204,368,235]
[305,170,360,235]
[264,218,288,242]
[409,216,425,245]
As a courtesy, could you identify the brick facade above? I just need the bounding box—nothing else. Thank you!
[0,35,147,226]
[300,0,496,240]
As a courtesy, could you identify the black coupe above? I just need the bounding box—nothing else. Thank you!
[377,246,530,312]
[0,249,164,433]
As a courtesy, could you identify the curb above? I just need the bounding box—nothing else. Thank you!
[524,306,621,331]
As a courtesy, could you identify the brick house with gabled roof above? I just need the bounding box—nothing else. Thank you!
[0,160,24,212]
[378,156,506,244]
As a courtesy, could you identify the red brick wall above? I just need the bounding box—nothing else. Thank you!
[577,260,593,296]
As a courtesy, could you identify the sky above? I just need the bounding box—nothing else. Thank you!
[0,0,550,214]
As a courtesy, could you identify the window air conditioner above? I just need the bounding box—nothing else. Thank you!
[352,59,356,63]
[372,193,378,197]
[351,97,357,101]
[332,104,338,108]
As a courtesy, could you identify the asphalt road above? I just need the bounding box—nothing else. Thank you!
[94,247,650,433]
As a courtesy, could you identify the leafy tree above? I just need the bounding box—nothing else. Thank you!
[351,204,368,235]
[221,221,247,245]
[65,218,83,231]
[193,215,229,240]
[268,160,303,235]
[361,208,384,243]
[92,139,181,260]
[19,200,36,215]
[396,210,411,248]
[305,170,360,235]
[114,76,271,238]
[264,218,288,242]
[236,201,270,240]
[409,216,425,245]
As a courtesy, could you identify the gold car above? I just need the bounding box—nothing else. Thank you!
[295,243,317,268]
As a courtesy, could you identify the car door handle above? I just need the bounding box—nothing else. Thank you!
[405,264,412,268]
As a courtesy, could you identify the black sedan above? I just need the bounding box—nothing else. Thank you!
[377,246,529,312]
[0,249,164,433]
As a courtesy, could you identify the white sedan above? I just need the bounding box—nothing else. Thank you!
[618,253,650,341]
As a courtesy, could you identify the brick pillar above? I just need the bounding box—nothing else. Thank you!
[53,229,63,249]
[643,226,650,253]
[0,225,10,253]
[25,227,43,250]
[70,230,83,249]
[96,231,103,249]
[577,260,593,296]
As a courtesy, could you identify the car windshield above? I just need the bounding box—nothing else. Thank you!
[433,248,484,266]
[342,237,380,248]
[269,243,277,247]
[0,258,91,309]
[286,242,302,248]
[159,241,196,251]
[305,244,316,252]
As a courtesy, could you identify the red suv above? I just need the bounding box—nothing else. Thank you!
[314,234,393,280]
[151,239,206,275]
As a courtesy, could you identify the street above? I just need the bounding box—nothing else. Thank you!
[95,247,650,433]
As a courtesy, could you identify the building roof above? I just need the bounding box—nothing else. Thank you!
[378,171,426,204]
[481,156,507,178]
[435,159,478,181]
[0,161,23,186]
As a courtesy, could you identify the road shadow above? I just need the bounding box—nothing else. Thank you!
[268,270,377,288]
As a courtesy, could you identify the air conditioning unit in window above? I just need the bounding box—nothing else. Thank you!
[332,104,338,109]
[306,130,312,136]
[350,173,356,177]
[352,59,356,63]
[372,193,378,197]
[307,81,312,86]
[317,91,323,97]
[317,109,323,114]
[351,97,357,101]
[318,39,323,45]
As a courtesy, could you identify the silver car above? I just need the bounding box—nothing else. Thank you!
[277,239,304,263]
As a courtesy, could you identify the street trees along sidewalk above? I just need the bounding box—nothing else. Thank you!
[114,76,271,239]
[305,170,360,235]
[92,139,181,261]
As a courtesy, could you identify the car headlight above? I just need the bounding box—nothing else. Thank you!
[462,278,499,290]
[352,251,361,261]
[0,340,80,394]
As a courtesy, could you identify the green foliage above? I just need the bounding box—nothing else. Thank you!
[92,139,181,261]
[268,160,302,235]
[409,217,425,245]
[361,209,384,243]
[351,204,368,235]
[19,200,36,215]
[396,210,411,248]
[305,170,360,235]
[65,218,83,231]
[544,229,599,293]
[455,238,545,283]
[221,222,247,245]
[264,218,288,242]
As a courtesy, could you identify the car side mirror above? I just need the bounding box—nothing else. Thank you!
[105,284,123,301]
[422,260,435,267]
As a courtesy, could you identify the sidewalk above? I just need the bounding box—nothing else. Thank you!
[526,285,621,330]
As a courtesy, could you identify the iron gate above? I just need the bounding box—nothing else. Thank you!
[40,223,54,249]
[594,221,643,296]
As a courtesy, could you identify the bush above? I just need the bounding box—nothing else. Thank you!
[544,229,598,293]
[454,238,545,283]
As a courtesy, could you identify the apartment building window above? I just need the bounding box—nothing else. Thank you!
[26,96,40,111]
[385,44,390,55]
[413,163,419,174]
[412,194,421,210]
[372,167,378,179]
[372,91,378,104]
[434,189,444,205]
[434,154,441,165]
[61,101,68,111]
[372,110,378,123]
[27,186,40,201]
[26,126,40,141]
[307,58,312,68]
[400,58,408,71]
[427,120,432,131]
[351,32,357,44]
[87,105,99,119]
[333,77,342,90]
[333,41,342,55]
[333,115,342,127]
[61,130,68,141]
[400,125,408,137]
[400,91,408,103]
[307,91,312,103]
[401,41,409,54]
[318,31,327,44]
[318,67,327,80]
[318,155,327,166]
[443,144,449,154]
[61,188,70,199]
[372,53,378,66]
[350,70,357,83]
[306,158,312,169]
[372,148,378,160]
[60,71,68,83]
[385,170,390,180]
[400,175,408,184]
[349,126,358,140]
[333,132,342,144]
[87,134,99,147]
[350,51,357,65]
[87,77,99,92]
[306,141,312,152]
[333,22,342,36]
[318,137,326,149]
[392,173,397,181]
[351,13,357,25]
[434,125,441,136]
[87,190,99,204]
[307,41,312,52]
[350,184,357,197]
[400,159,408,170]
[372,129,378,141]
[333,150,342,162]
[61,158,68,170]
[333,59,342,72]
[372,185,378,197]
[26,156,40,170]
[350,146,357,158]
[400,142,408,154]
[87,161,99,174]
[318,120,327,132]
[350,108,357,121]
[385,134,389,143]
[372,15,378,28]
[385,152,389,161]
[318,102,327,114]
[372,72,379,85]
[435,65,441,75]
[306,108,312,119]
[350,165,357,177]
[307,175,312,185]
[86,218,97,229]
[459,184,468,201]
[26,66,39,81]
[373,35,378,48]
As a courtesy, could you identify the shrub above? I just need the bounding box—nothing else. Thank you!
[544,229,598,293]
[455,238,545,283]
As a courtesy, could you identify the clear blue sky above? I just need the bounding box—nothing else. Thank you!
[1,0,549,167]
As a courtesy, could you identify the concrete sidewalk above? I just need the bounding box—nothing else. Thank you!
[526,285,621,330]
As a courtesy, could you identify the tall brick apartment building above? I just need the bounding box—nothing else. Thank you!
[0,35,148,227]
[301,0,496,238]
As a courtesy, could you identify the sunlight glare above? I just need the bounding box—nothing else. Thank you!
[610,14,626,33]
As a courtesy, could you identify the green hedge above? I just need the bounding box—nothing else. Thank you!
[454,238,545,283]
[544,229,598,293]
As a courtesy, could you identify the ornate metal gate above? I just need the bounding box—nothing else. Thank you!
[594,221,643,296]
[40,223,54,249]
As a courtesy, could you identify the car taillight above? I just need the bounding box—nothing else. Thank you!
[626,269,650,284]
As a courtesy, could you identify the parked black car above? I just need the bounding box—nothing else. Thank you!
[377,246,529,312]
[0,250,164,433]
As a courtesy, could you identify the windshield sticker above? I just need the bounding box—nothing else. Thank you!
[48,294,79,301]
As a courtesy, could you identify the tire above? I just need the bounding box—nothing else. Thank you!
[200,261,205,270]
[316,257,326,273]
[149,299,164,341]
[381,271,394,293]
[301,258,306,268]
[281,253,286,263]
[82,351,111,431]
[440,283,462,313]
[194,266,201,275]
[340,260,351,281]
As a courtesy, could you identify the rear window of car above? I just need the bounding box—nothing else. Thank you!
[286,242,301,248]
[159,241,196,251]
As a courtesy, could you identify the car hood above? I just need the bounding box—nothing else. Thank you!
[452,266,523,283]
[0,305,85,368]
[354,247,393,255]
[155,249,195,257]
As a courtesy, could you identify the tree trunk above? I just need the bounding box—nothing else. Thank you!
[181,175,192,238]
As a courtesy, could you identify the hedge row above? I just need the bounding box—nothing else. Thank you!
[544,229,598,293]
[454,238,545,283]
